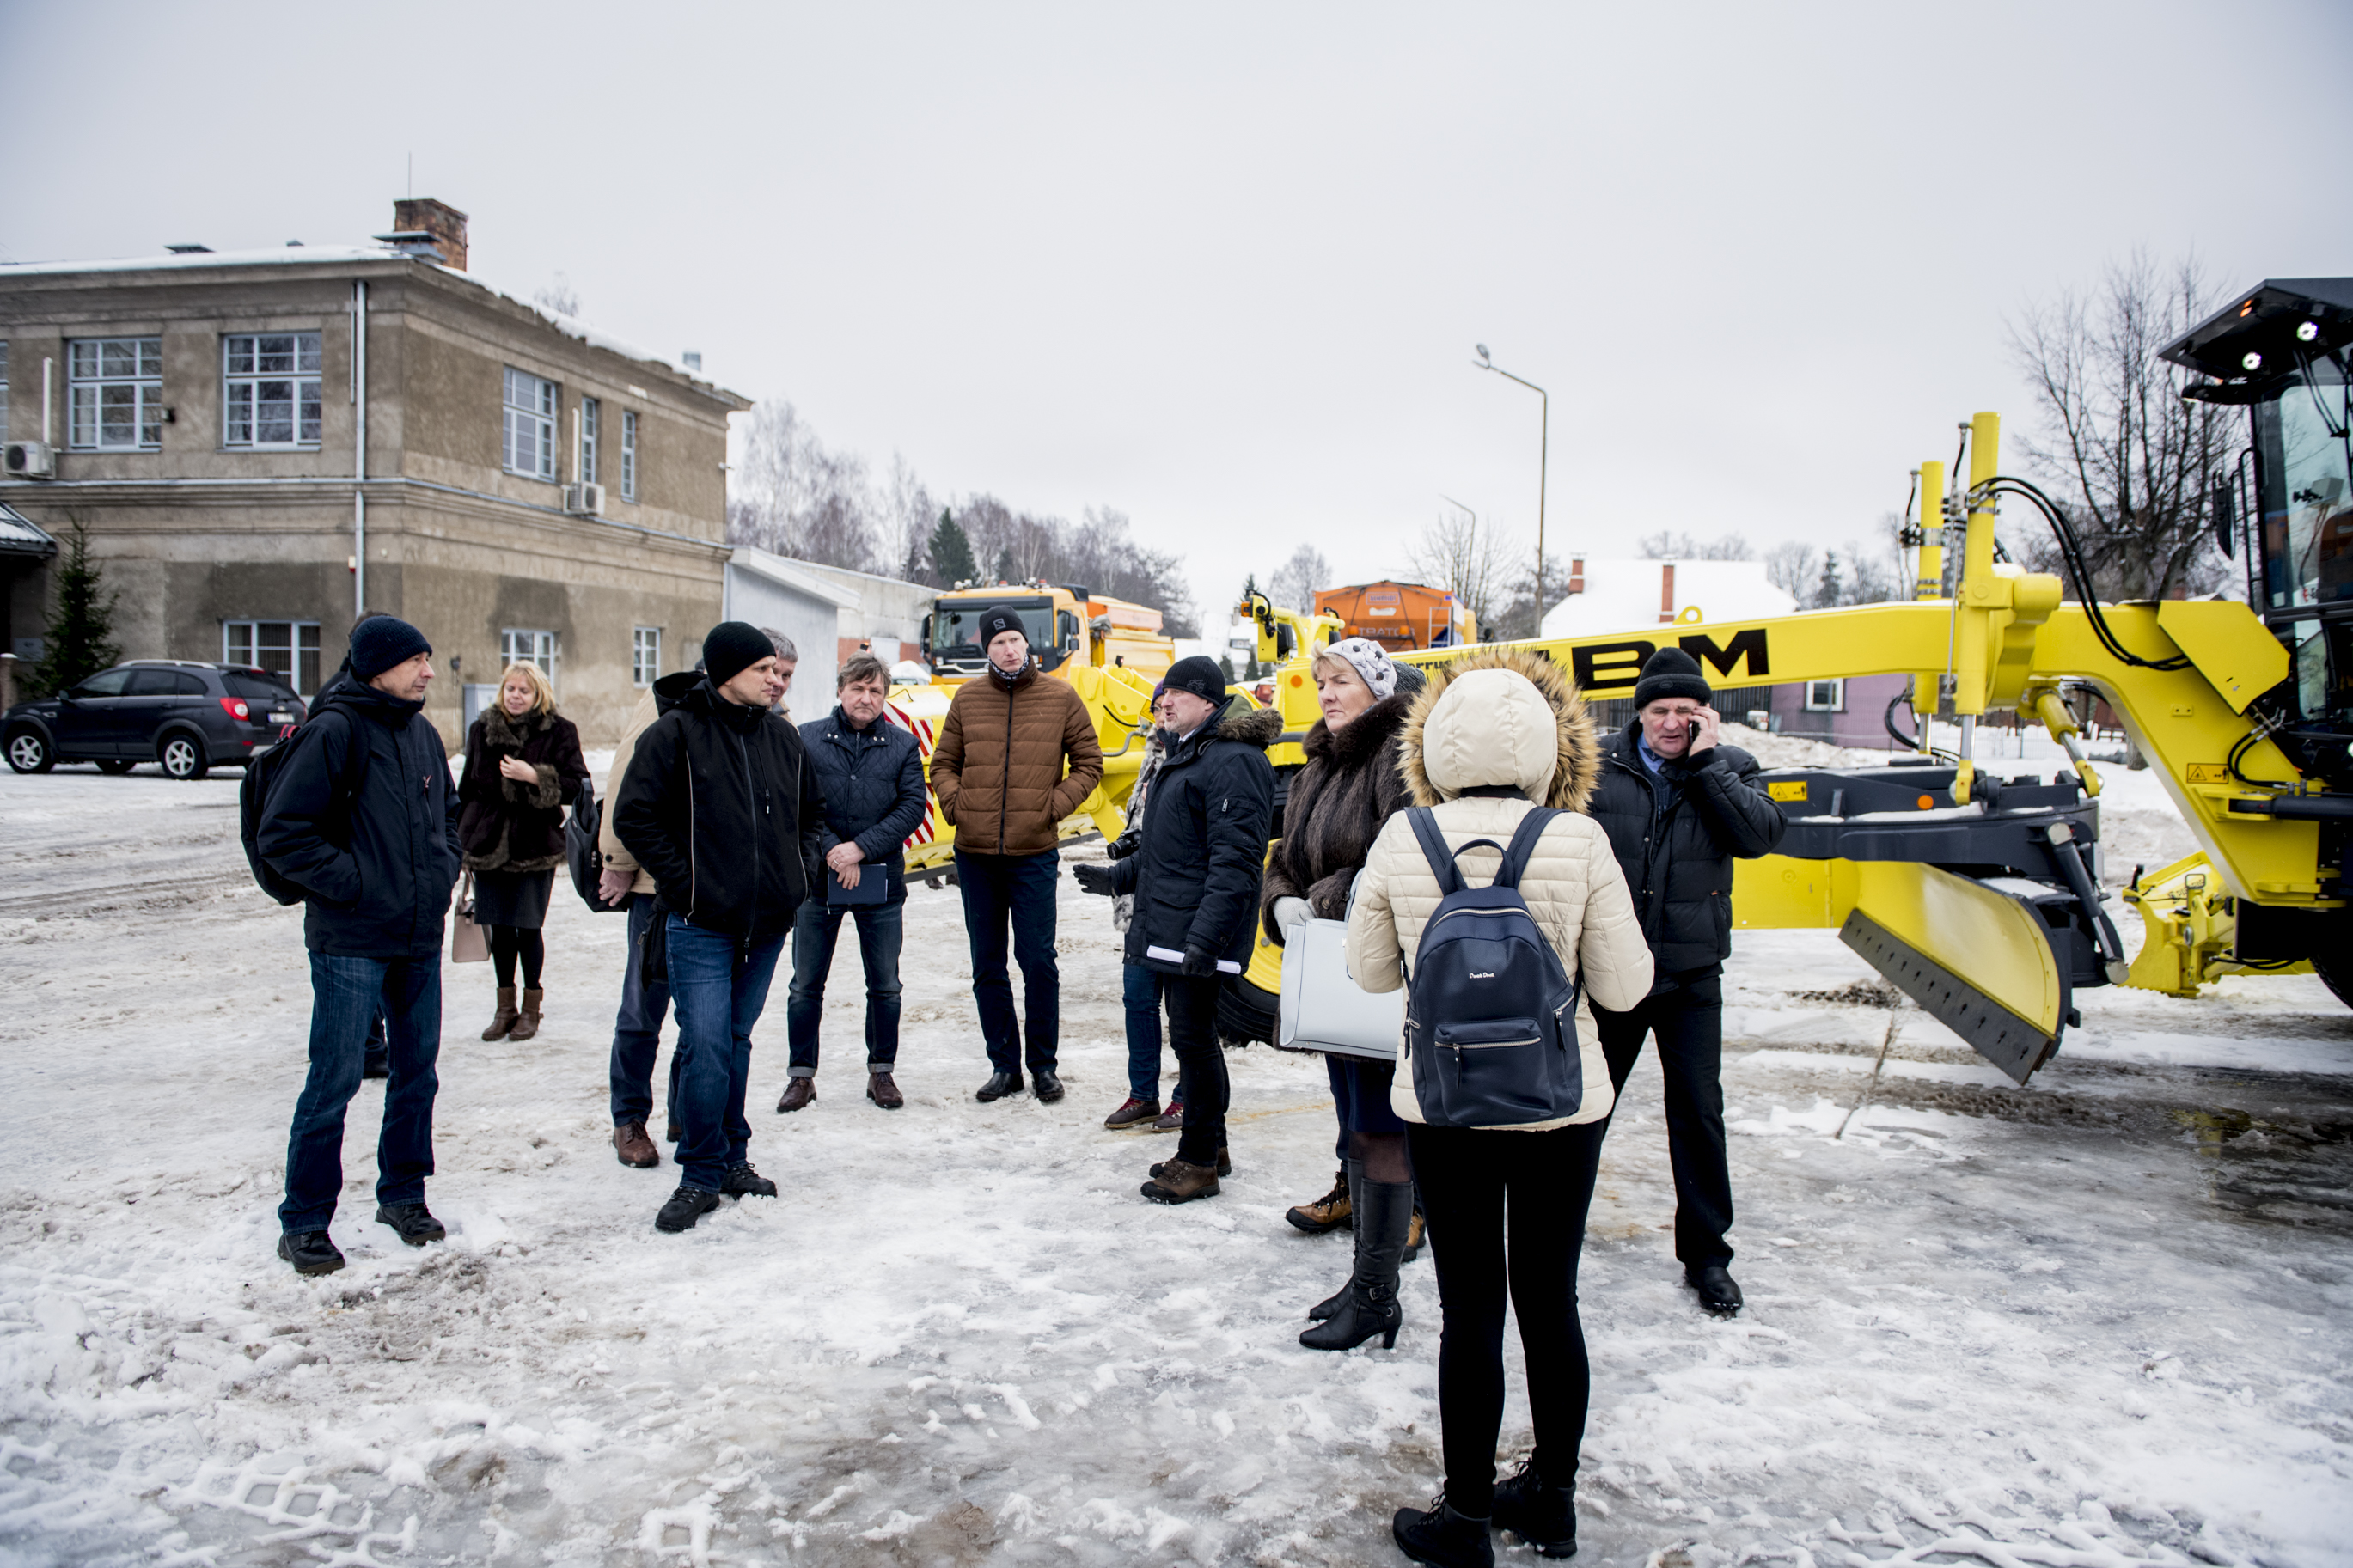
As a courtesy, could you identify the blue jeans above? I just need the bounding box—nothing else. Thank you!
[954,850,1060,1076]
[785,896,905,1075]
[666,914,787,1192]
[609,893,681,1126]
[281,953,441,1234]
[1123,961,1164,1101]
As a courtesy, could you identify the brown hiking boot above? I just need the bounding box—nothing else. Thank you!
[481,987,519,1040]
[1140,1157,1221,1204]
[506,988,545,1042]
[776,1077,816,1113]
[866,1071,904,1109]
[614,1122,659,1168]
[1286,1168,1353,1235]
[1103,1096,1160,1130]
[1151,1147,1231,1178]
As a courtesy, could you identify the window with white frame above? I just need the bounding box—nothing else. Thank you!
[68,337,164,450]
[502,368,559,479]
[502,628,557,679]
[620,408,639,502]
[223,333,323,447]
[578,396,599,485]
[1804,678,1846,712]
[224,619,323,695]
[632,625,661,687]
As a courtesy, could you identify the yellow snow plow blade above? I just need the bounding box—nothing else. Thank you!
[1839,861,2067,1084]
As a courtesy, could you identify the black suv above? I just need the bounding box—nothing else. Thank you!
[3,661,309,780]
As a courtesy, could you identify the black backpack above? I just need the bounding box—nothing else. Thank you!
[565,775,626,913]
[1402,807,1584,1126]
[238,709,367,906]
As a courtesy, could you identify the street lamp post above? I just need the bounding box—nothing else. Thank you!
[1473,344,1549,631]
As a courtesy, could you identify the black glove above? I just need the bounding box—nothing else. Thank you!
[1072,863,1118,896]
[1179,946,1219,978]
[1106,830,1140,861]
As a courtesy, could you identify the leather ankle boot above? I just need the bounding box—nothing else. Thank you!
[507,988,545,1041]
[481,987,519,1040]
[1492,1457,1578,1558]
[1392,1493,1493,1568]
[1301,1176,1409,1351]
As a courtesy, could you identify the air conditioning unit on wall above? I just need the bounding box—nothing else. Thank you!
[4,441,57,479]
[562,482,605,516]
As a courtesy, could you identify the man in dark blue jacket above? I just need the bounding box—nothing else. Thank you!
[614,622,827,1234]
[779,653,929,1113]
[258,615,462,1276]
[1073,656,1279,1204]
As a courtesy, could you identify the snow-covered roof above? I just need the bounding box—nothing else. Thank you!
[0,503,58,558]
[728,547,863,609]
[1541,558,1796,639]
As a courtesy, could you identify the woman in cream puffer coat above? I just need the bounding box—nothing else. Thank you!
[1345,646,1652,1568]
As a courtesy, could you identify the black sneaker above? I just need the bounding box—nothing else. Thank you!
[277,1230,345,1276]
[656,1184,724,1232]
[721,1162,778,1198]
[1492,1458,1578,1558]
[375,1201,445,1246]
[1032,1070,1065,1103]
[361,1052,390,1081]
[1688,1265,1743,1316]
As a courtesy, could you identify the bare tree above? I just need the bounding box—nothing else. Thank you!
[1763,541,1818,601]
[1269,544,1332,613]
[1405,505,1513,631]
[532,273,581,318]
[884,453,938,584]
[1637,530,1753,561]
[727,398,878,571]
[2009,252,2234,601]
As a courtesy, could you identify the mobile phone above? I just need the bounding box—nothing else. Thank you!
[1687,719,1702,742]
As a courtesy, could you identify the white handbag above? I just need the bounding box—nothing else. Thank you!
[1277,917,1404,1060]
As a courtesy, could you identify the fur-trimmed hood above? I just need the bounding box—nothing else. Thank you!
[1209,703,1284,750]
[1397,645,1598,813]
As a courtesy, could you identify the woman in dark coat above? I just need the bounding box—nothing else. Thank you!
[1259,636,1422,1351]
[458,662,590,1042]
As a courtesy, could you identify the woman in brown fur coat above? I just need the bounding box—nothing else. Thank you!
[1259,637,1423,1351]
[458,662,590,1042]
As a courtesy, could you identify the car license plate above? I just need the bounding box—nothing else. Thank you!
[269,711,296,723]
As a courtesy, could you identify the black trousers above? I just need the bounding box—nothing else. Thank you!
[1408,1120,1606,1516]
[1161,973,1229,1167]
[1593,973,1734,1270]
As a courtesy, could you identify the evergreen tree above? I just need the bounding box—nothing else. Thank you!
[993,546,1016,583]
[926,509,977,584]
[1219,653,1237,684]
[32,521,121,698]
[1813,551,1843,609]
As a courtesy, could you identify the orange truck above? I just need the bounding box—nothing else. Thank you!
[1314,581,1476,651]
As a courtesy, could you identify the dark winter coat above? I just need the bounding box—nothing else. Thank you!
[256,671,463,960]
[801,704,929,902]
[1584,722,1787,975]
[1259,691,1413,944]
[1109,704,1281,974]
[930,663,1105,857]
[457,705,590,874]
[612,678,827,941]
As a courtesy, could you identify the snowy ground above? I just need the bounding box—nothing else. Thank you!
[2,756,2349,1567]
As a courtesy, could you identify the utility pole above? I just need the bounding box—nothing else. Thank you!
[1473,344,1549,630]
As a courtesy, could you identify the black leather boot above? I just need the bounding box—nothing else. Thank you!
[1307,1159,1365,1321]
[1300,1176,1408,1351]
[1491,1456,1578,1557]
[1392,1492,1494,1568]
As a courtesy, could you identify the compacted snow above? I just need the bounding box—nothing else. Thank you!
[2,758,2348,1567]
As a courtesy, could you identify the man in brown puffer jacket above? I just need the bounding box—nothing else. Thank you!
[929,604,1104,1104]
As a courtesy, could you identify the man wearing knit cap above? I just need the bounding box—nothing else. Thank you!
[258,614,462,1275]
[928,603,1104,1104]
[614,620,827,1232]
[1584,645,1786,1315]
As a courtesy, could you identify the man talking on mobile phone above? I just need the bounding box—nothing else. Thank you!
[1585,646,1786,1315]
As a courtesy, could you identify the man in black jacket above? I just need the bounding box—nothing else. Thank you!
[259,615,462,1275]
[1073,656,1279,1205]
[614,622,827,1233]
[1586,647,1786,1315]
[779,653,929,1112]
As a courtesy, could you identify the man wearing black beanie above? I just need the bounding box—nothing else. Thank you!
[1584,644,1787,1315]
[614,621,827,1232]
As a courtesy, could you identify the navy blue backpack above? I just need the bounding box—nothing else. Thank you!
[1402,807,1584,1126]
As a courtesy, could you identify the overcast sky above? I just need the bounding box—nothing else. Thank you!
[7,2,2349,631]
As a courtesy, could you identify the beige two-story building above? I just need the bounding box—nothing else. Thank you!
[0,199,750,747]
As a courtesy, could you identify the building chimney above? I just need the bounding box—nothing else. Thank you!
[1566,556,1585,595]
[1659,562,1677,623]
[391,198,468,271]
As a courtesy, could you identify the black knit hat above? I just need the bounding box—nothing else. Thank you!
[1632,646,1712,708]
[347,615,431,681]
[701,620,777,689]
[975,604,1029,648]
[1163,655,1227,703]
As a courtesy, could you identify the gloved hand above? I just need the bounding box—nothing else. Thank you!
[1179,946,1219,977]
[1072,863,1118,896]
[1106,829,1141,861]
[1272,896,1311,934]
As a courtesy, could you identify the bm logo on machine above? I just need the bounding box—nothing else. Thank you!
[1561,629,1769,692]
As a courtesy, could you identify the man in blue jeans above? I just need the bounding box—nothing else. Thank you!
[780,654,929,1112]
[614,622,826,1233]
[257,616,462,1276]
